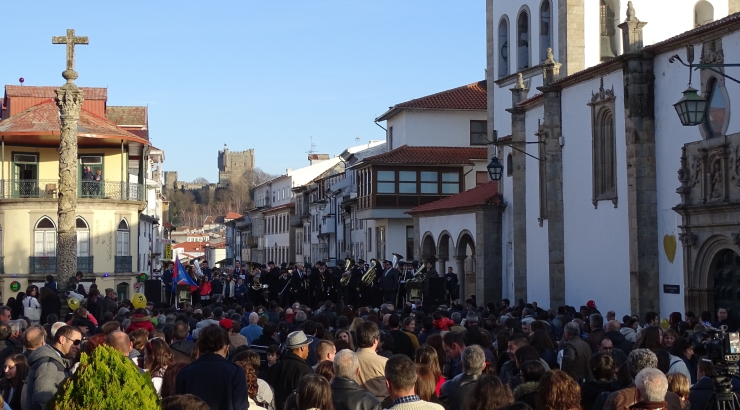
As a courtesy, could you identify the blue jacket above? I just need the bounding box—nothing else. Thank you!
[162,269,173,286]
[175,353,249,410]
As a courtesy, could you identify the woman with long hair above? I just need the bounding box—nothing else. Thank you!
[236,361,268,410]
[1,354,28,410]
[415,345,445,396]
[414,364,439,403]
[144,338,174,395]
[425,334,449,379]
[529,329,557,370]
[667,373,690,409]
[468,374,513,410]
[335,330,355,351]
[670,337,697,384]
[315,361,334,382]
[536,370,581,410]
[635,326,663,350]
[513,360,546,408]
[581,353,616,410]
[22,286,41,325]
[296,374,333,410]
[86,286,101,322]
[159,362,189,399]
[403,317,420,350]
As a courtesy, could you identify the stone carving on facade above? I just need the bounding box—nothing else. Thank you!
[733,233,740,247]
[710,159,724,201]
[677,146,691,204]
[590,77,615,104]
[733,145,740,185]
[689,155,702,189]
[679,232,698,248]
[701,39,724,65]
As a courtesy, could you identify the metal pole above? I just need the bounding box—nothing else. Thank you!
[121,140,125,200]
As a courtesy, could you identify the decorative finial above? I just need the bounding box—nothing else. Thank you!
[545,47,556,64]
[626,1,636,21]
[515,73,525,89]
[599,77,604,92]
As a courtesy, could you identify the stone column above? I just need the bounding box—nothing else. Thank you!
[485,0,495,142]
[620,6,658,318]
[53,29,88,298]
[456,255,467,303]
[537,49,566,308]
[558,0,585,76]
[476,206,505,305]
[507,74,529,303]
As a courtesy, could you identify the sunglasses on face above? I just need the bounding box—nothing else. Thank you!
[70,339,82,346]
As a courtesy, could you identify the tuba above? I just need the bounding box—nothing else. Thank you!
[249,263,262,291]
[340,257,354,287]
[411,264,427,283]
[361,259,380,286]
[391,253,403,269]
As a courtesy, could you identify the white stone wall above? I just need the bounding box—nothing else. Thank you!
[385,109,488,148]
[501,145,515,300]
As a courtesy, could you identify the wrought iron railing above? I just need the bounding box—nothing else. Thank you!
[0,180,143,201]
[30,257,57,274]
[77,256,93,273]
[114,256,132,273]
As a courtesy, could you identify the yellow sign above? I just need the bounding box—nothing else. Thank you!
[164,243,172,259]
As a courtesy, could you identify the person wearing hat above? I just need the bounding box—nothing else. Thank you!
[267,330,313,410]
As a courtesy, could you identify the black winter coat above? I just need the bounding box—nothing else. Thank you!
[330,377,382,410]
[689,377,714,410]
[175,353,249,410]
[439,373,480,410]
[39,296,61,325]
[268,350,313,410]
[604,330,633,353]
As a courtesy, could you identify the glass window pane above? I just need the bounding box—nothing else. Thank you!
[442,172,459,182]
[399,183,416,194]
[14,154,37,163]
[399,171,416,181]
[421,183,438,194]
[442,183,459,194]
[377,182,395,193]
[705,80,727,138]
[470,121,487,133]
[421,171,438,182]
[377,171,395,181]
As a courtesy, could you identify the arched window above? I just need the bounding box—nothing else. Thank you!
[517,10,530,71]
[539,0,552,63]
[34,216,56,257]
[506,153,513,177]
[76,217,90,257]
[116,219,130,257]
[593,107,617,204]
[498,18,510,78]
[695,1,714,27]
[600,0,618,60]
[704,78,728,139]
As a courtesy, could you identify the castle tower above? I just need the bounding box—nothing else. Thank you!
[218,147,255,186]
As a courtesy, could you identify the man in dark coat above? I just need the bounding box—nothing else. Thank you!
[175,325,248,410]
[97,288,118,320]
[388,314,414,358]
[380,260,399,305]
[162,262,174,306]
[290,264,308,305]
[268,330,313,410]
[331,349,382,410]
[439,345,485,410]
[562,322,594,383]
[169,322,195,363]
[604,320,633,354]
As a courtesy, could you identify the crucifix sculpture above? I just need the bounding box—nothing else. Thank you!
[52,29,88,82]
[52,29,88,307]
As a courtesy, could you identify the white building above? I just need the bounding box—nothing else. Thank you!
[484,0,740,320]
[138,147,166,276]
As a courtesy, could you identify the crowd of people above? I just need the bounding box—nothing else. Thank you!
[0,262,736,410]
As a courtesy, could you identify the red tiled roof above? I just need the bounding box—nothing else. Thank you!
[359,145,488,166]
[173,242,210,252]
[376,81,487,121]
[0,99,150,143]
[5,85,107,100]
[225,212,242,220]
[407,181,503,214]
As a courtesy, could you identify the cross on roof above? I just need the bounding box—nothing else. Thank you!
[52,29,88,73]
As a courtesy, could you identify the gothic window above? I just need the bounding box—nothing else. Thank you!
[695,1,714,27]
[704,78,728,139]
[539,0,552,63]
[588,78,618,208]
[34,217,56,257]
[116,219,130,257]
[506,154,513,177]
[600,0,618,61]
[76,217,90,257]
[517,10,530,71]
[498,17,510,79]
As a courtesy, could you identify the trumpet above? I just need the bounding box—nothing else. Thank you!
[361,259,380,286]
[340,257,354,287]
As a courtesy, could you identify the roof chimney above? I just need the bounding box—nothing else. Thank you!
[307,153,330,165]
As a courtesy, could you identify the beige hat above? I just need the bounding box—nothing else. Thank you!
[284,331,310,349]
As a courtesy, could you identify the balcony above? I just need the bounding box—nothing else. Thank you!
[0,180,144,201]
[114,256,132,273]
[29,256,95,274]
[29,257,56,274]
[246,235,258,248]
[77,256,94,273]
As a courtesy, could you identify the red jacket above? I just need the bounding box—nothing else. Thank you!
[433,317,455,331]
[125,314,155,333]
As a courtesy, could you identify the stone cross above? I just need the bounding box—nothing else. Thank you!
[52,29,88,80]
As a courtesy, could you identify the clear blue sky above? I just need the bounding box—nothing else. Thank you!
[3,1,485,182]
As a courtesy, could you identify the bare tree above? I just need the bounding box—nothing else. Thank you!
[192,177,209,185]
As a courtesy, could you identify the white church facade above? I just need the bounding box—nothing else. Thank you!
[478,0,740,321]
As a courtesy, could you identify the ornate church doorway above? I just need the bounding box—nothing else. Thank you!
[713,249,740,329]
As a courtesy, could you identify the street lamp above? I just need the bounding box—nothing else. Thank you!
[487,156,504,181]
[673,87,707,127]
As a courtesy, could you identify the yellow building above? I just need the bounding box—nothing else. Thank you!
[0,85,152,303]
